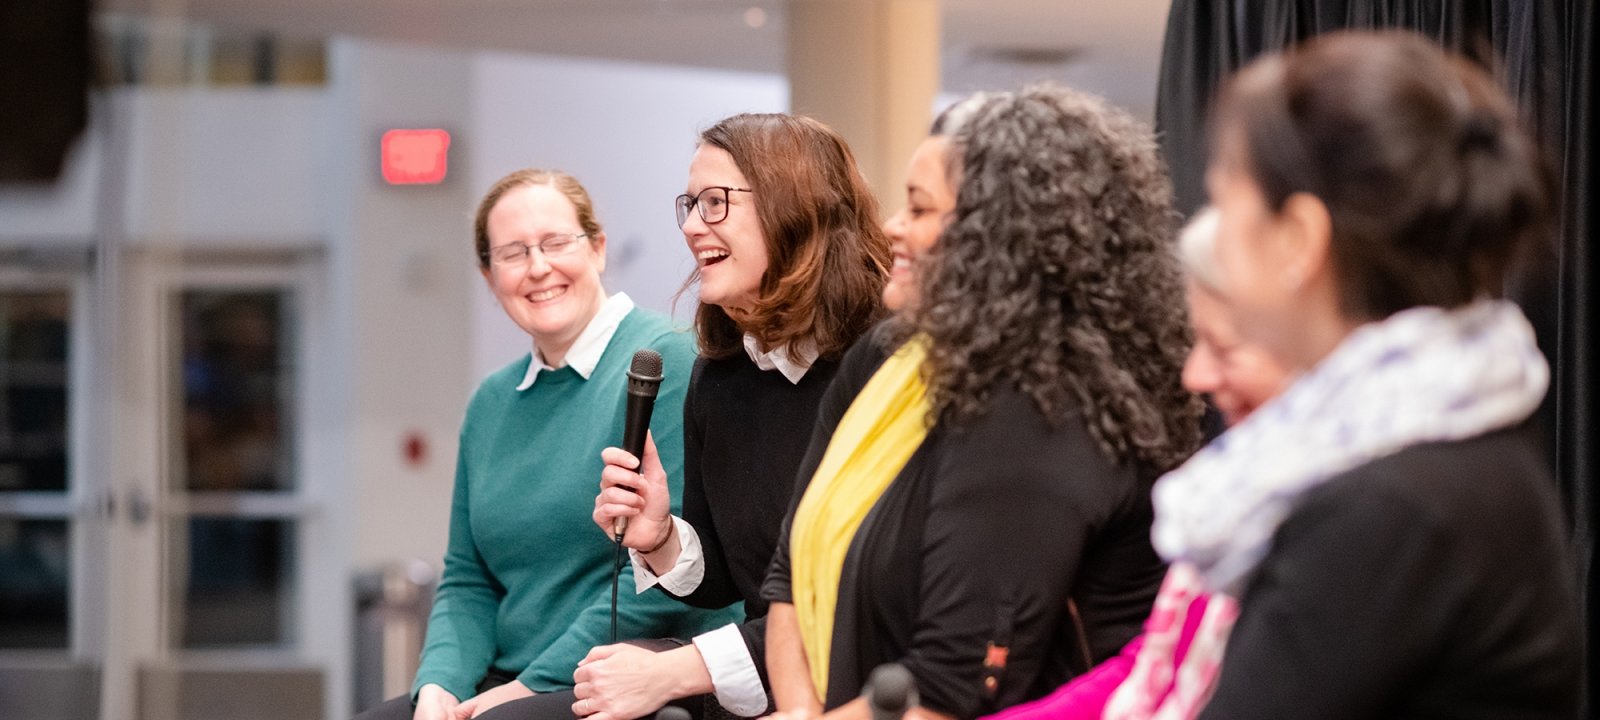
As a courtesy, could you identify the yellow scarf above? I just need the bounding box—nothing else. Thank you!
[790,337,932,700]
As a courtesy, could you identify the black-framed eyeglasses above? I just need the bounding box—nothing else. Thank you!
[482,233,590,268]
[675,186,753,228]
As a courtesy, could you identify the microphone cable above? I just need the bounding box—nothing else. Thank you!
[611,530,623,643]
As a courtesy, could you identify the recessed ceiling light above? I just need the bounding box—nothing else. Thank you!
[744,7,768,28]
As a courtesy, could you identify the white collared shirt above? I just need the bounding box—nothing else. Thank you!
[632,518,767,715]
[692,624,768,715]
[741,334,818,385]
[515,292,635,391]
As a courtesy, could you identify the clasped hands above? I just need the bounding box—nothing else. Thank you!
[573,643,710,720]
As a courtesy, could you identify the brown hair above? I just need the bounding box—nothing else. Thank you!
[1211,30,1552,321]
[473,168,603,269]
[689,113,891,362]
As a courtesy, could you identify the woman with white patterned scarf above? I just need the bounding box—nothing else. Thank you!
[1156,30,1583,719]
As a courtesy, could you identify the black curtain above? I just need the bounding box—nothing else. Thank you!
[1154,0,1595,711]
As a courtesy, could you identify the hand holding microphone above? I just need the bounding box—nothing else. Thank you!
[594,350,673,551]
[596,438,672,550]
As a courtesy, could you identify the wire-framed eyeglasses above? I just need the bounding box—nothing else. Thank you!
[675,186,753,228]
[482,233,591,268]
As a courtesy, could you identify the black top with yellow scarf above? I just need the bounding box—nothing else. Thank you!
[761,323,1166,719]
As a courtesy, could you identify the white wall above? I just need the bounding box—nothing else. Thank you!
[323,37,477,578]
[467,52,787,381]
[0,90,328,248]
[122,89,327,244]
[318,37,484,717]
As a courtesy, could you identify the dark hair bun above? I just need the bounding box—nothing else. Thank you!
[1212,30,1552,320]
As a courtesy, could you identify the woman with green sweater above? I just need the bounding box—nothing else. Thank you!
[355,169,739,720]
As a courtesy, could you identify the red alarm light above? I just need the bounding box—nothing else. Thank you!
[381,129,450,185]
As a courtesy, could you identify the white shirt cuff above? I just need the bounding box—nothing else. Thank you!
[692,624,769,717]
[630,515,705,596]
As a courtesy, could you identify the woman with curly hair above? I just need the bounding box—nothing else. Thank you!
[761,86,1205,720]
[980,209,1293,720]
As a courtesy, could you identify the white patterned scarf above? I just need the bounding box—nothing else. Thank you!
[1152,299,1549,595]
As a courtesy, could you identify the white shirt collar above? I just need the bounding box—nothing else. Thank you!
[516,292,636,391]
[742,333,818,384]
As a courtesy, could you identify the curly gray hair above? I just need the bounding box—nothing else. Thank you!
[911,85,1204,472]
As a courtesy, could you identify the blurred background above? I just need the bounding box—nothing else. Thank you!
[0,2,1180,718]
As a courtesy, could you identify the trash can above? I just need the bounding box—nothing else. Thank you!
[353,560,436,711]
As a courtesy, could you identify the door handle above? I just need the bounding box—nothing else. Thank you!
[127,487,151,525]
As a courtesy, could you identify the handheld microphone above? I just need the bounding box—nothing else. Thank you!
[653,706,692,720]
[866,663,917,720]
[617,349,664,539]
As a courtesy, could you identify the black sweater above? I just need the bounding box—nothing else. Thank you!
[1199,427,1583,720]
[663,351,843,689]
[763,325,1167,719]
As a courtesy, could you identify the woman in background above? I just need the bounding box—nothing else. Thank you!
[355,169,736,720]
[1158,31,1581,718]
[763,86,1204,720]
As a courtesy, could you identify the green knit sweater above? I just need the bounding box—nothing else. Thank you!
[413,308,740,701]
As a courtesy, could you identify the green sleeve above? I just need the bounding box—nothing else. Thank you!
[411,425,502,702]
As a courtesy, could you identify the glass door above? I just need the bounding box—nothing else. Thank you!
[2,252,334,720]
[168,286,300,651]
[124,257,328,720]
[0,269,102,719]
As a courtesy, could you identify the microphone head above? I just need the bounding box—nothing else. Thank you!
[866,663,916,715]
[654,707,692,720]
[629,349,663,382]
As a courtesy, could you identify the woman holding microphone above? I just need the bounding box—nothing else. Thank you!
[491,113,890,720]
